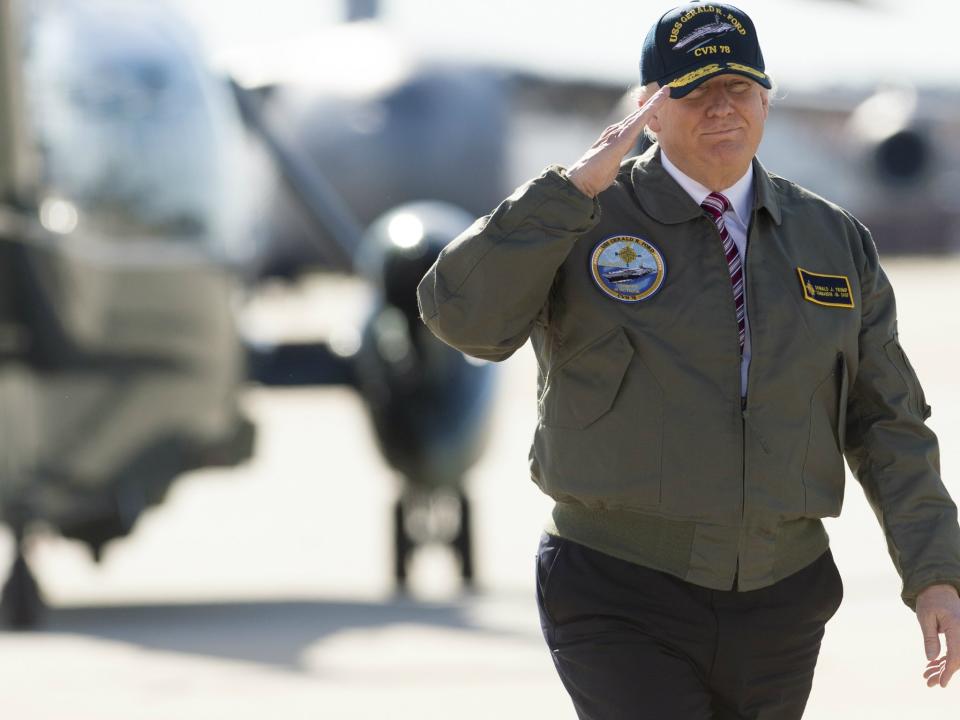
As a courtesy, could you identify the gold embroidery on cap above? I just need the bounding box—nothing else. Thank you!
[726,62,767,80]
[669,63,723,88]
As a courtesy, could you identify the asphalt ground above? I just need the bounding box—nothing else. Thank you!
[1,258,959,719]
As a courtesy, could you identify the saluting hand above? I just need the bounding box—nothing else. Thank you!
[917,583,960,687]
[567,85,670,199]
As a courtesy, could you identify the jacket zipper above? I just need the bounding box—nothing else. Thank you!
[707,208,751,591]
[735,208,760,590]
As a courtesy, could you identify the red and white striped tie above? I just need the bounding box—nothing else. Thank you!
[701,192,745,355]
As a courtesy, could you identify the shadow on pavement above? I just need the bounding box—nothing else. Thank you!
[38,594,529,673]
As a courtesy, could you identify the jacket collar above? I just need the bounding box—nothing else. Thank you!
[628,145,783,226]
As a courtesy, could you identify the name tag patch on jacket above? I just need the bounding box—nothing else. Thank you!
[797,267,855,308]
[590,235,666,303]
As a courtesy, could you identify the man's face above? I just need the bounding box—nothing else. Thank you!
[647,74,769,186]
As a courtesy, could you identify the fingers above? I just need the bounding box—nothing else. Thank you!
[598,123,623,143]
[919,609,945,688]
[925,658,945,688]
[638,84,671,116]
[919,623,960,688]
[593,85,671,149]
[925,656,949,688]
[589,116,635,150]
[568,85,671,199]
[919,611,941,661]
[593,112,639,146]
[619,85,671,142]
[940,626,960,687]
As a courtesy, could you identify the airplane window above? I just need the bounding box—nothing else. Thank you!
[18,0,233,244]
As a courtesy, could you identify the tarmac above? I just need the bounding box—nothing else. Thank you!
[1,257,959,719]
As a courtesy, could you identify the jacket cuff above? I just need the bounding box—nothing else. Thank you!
[535,164,601,224]
[902,577,960,612]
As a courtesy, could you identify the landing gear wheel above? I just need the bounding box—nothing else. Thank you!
[2,551,44,629]
[393,498,412,590]
[454,491,474,587]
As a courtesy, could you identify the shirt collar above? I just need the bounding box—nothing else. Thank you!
[660,149,754,227]
[626,146,782,226]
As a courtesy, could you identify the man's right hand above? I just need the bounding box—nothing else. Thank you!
[567,85,671,199]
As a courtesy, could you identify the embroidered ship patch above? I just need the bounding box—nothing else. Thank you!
[590,235,666,303]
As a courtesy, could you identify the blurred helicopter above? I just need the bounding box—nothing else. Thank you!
[185,0,507,586]
[0,0,257,627]
[0,0,503,620]
[235,76,498,588]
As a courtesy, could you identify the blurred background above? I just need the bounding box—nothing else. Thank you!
[0,0,957,717]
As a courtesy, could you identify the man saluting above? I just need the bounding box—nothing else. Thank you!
[417,3,960,717]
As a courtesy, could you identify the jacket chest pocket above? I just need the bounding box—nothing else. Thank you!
[533,326,663,510]
[540,326,634,429]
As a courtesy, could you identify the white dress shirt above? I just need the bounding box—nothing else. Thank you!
[660,150,754,396]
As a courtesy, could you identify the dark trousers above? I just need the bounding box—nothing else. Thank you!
[536,533,843,720]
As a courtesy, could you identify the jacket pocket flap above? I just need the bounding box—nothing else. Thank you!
[882,338,929,420]
[541,327,634,429]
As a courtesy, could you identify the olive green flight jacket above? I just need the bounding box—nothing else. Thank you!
[417,147,960,609]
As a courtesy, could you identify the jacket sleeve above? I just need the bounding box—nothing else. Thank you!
[416,166,599,362]
[844,223,960,610]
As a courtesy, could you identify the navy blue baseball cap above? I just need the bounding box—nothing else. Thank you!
[640,3,772,98]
